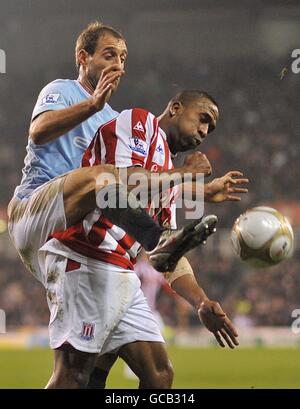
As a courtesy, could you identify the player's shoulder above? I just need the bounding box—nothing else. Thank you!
[39,78,76,95]
[113,108,157,142]
[131,107,152,116]
[47,78,73,86]
[118,108,156,123]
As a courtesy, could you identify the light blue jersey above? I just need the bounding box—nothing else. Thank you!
[14,79,118,199]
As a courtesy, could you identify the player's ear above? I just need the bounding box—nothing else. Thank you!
[169,101,183,117]
[77,49,89,69]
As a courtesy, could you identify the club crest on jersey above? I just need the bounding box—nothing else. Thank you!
[80,322,95,341]
[41,93,60,105]
[133,121,145,132]
[128,138,148,156]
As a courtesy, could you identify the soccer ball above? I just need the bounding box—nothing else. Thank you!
[231,206,294,267]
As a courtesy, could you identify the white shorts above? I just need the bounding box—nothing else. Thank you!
[7,175,67,284]
[38,249,165,354]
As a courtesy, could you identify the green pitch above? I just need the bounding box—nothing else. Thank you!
[0,346,300,388]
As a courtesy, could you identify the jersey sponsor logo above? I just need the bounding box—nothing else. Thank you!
[41,93,60,105]
[156,144,164,155]
[80,322,95,341]
[133,121,145,132]
[128,137,148,156]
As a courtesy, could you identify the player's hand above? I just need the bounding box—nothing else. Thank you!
[205,171,248,203]
[91,64,125,111]
[198,300,239,349]
[183,151,212,177]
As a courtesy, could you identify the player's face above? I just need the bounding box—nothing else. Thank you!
[86,34,128,90]
[174,99,219,152]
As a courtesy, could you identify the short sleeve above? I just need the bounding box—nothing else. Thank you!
[31,79,71,121]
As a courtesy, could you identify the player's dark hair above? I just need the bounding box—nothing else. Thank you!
[75,21,125,69]
[169,90,219,132]
[170,90,219,109]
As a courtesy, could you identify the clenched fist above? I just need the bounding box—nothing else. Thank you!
[183,151,212,177]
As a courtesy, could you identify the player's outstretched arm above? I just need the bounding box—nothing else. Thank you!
[170,267,239,349]
[30,64,124,145]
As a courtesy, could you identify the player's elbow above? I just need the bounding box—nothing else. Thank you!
[29,129,43,145]
[29,120,48,145]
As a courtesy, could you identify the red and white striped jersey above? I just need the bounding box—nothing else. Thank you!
[52,108,177,270]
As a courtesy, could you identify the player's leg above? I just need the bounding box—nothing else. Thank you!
[62,164,115,227]
[42,253,142,389]
[119,341,174,389]
[7,165,161,281]
[86,353,118,389]
[7,177,68,281]
[63,165,162,251]
[62,163,187,228]
[87,341,173,389]
[62,165,219,259]
[88,286,174,389]
[46,344,98,389]
[148,214,218,272]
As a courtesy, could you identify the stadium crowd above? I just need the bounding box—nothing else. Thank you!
[0,56,299,329]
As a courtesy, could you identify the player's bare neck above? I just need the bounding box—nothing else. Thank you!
[77,76,94,95]
[157,114,179,155]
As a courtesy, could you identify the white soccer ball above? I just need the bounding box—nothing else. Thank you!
[231,206,294,267]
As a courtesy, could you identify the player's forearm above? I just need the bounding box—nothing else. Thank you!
[30,99,99,145]
[177,181,219,202]
[171,274,209,310]
[204,182,220,201]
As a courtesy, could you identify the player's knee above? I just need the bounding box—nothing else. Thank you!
[72,369,91,388]
[64,369,91,389]
[158,361,174,388]
[92,164,119,190]
[79,165,117,195]
[141,360,174,389]
[48,368,91,389]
